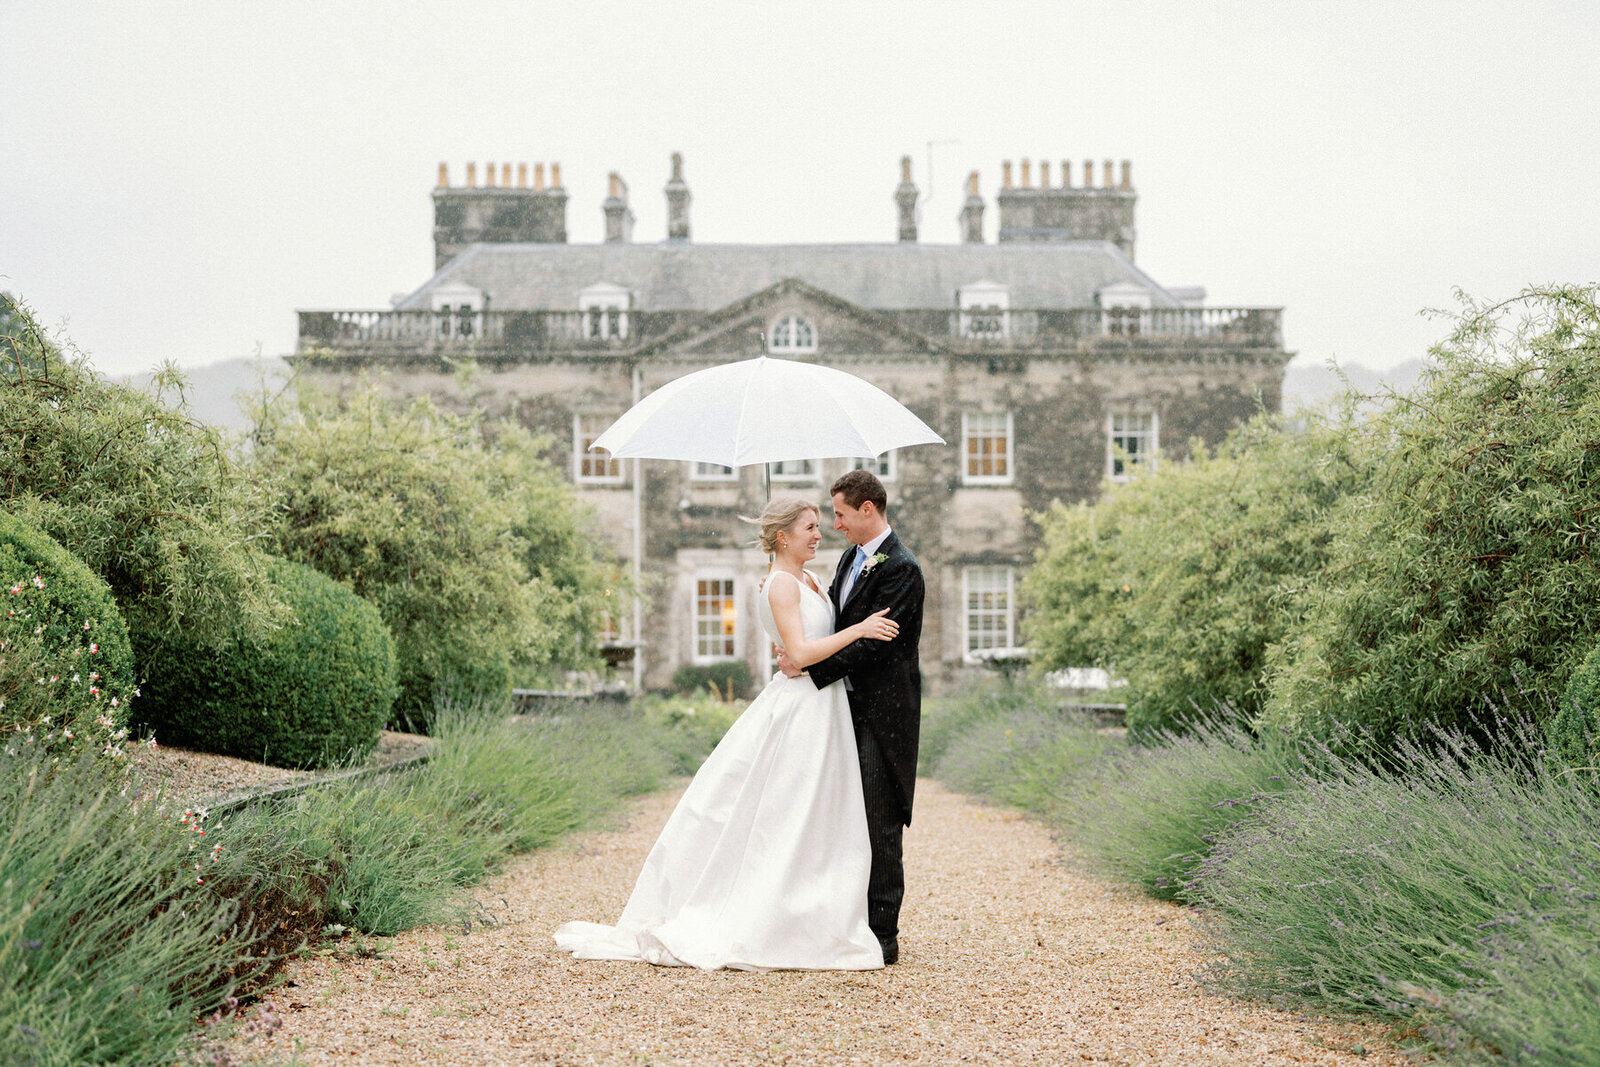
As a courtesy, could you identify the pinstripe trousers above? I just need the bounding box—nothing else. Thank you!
[853,720,905,941]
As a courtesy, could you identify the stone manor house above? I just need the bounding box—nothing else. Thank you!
[294,153,1290,690]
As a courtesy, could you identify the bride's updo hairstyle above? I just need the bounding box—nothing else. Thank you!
[741,496,818,555]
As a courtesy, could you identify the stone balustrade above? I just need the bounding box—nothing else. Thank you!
[296,305,1283,361]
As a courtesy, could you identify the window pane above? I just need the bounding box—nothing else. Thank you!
[576,414,622,481]
[695,578,737,659]
[964,566,1013,653]
[964,413,1011,480]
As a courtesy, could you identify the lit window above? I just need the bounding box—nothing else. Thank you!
[692,461,737,482]
[962,412,1013,484]
[769,315,817,353]
[1108,411,1158,480]
[770,459,817,482]
[694,577,738,661]
[850,451,896,481]
[573,413,624,484]
[964,566,1014,656]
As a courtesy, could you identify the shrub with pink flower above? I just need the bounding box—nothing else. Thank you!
[1,510,137,758]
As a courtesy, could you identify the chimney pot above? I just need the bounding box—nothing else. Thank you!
[665,152,692,242]
[1121,160,1132,189]
[895,155,919,242]
[1039,160,1050,187]
[1061,159,1070,188]
[959,170,984,244]
[466,162,477,187]
[501,162,511,187]
[437,162,449,188]
[1002,160,1013,188]
[486,162,497,188]
[604,171,634,243]
[1083,159,1093,188]
[551,163,562,188]
[1103,159,1114,188]
[516,162,527,188]
[1021,158,1031,188]
[534,163,545,190]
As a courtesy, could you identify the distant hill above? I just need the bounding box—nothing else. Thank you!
[119,356,292,434]
[1282,357,1430,415]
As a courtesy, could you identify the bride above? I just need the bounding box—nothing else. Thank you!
[553,496,898,971]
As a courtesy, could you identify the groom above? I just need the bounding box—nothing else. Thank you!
[780,469,923,965]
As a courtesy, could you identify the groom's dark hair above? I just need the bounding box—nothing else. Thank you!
[831,469,888,514]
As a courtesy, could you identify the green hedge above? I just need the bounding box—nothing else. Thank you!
[0,510,135,734]
[132,558,398,768]
[1549,637,1600,776]
[670,660,753,700]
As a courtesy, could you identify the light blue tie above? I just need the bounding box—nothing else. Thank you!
[842,546,866,604]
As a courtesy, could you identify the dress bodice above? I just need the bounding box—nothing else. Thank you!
[758,569,835,647]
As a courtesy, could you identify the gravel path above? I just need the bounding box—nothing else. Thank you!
[240,780,1405,1065]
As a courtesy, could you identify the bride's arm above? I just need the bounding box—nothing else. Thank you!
[768,575,897,669]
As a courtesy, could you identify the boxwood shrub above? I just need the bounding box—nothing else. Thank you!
[1550,638,1600,777]
[0,509,135,732]
[670,660,753,701]
[132,558,398,768]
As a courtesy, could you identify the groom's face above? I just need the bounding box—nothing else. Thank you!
[830,492,876,547]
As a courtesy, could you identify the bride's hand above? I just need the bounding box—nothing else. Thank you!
[852,608,899,642]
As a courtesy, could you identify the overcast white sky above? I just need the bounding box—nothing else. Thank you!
[5,0,1596,377]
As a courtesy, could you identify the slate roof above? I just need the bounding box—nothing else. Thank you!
[393,241,1184,312]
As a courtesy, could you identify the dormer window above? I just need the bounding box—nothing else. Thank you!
[769,315,816,354]
[429,283,484,339]
[1097,282,1153,338]
[958,281,1010,341]
[579,282,632,341]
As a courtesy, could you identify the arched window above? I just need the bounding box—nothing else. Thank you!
[769,314,817,353]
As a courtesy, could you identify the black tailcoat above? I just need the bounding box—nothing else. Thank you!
[807,531,924,826]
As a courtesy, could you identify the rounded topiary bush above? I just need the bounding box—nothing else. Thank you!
[0,510,135,733]
[132,558,398,769]
[1550,639,1600,775]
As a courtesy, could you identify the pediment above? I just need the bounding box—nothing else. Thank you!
[634,278,945,360]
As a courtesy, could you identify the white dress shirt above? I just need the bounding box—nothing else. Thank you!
[840,526,893,606]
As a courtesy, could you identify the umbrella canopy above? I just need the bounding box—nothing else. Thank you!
[591,356,943,467]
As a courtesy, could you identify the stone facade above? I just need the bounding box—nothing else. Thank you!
[296,154,1291,691]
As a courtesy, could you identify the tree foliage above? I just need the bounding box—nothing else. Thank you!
[1261,286,1600,741]
[250,382,615,730]
[1024,411,1367,732]
[0,301,284,646]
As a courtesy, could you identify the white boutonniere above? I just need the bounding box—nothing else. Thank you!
[860,552,890,576]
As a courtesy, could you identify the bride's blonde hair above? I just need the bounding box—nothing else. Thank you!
[741,496,819,555]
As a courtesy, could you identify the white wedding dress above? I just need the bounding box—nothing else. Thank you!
[553,569,882,971]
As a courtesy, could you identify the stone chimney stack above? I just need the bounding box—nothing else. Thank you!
[895,155,919,242]
[603,172,634,244]
[996,153,1138,258]
[959,171,985,244]
[664,152,691,243]
[432,159,568,270]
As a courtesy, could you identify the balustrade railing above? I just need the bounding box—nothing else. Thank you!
[297,305,1282,359]
[296,309,694,356]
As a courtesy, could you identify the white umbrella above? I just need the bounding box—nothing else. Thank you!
[591,356,943,467]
